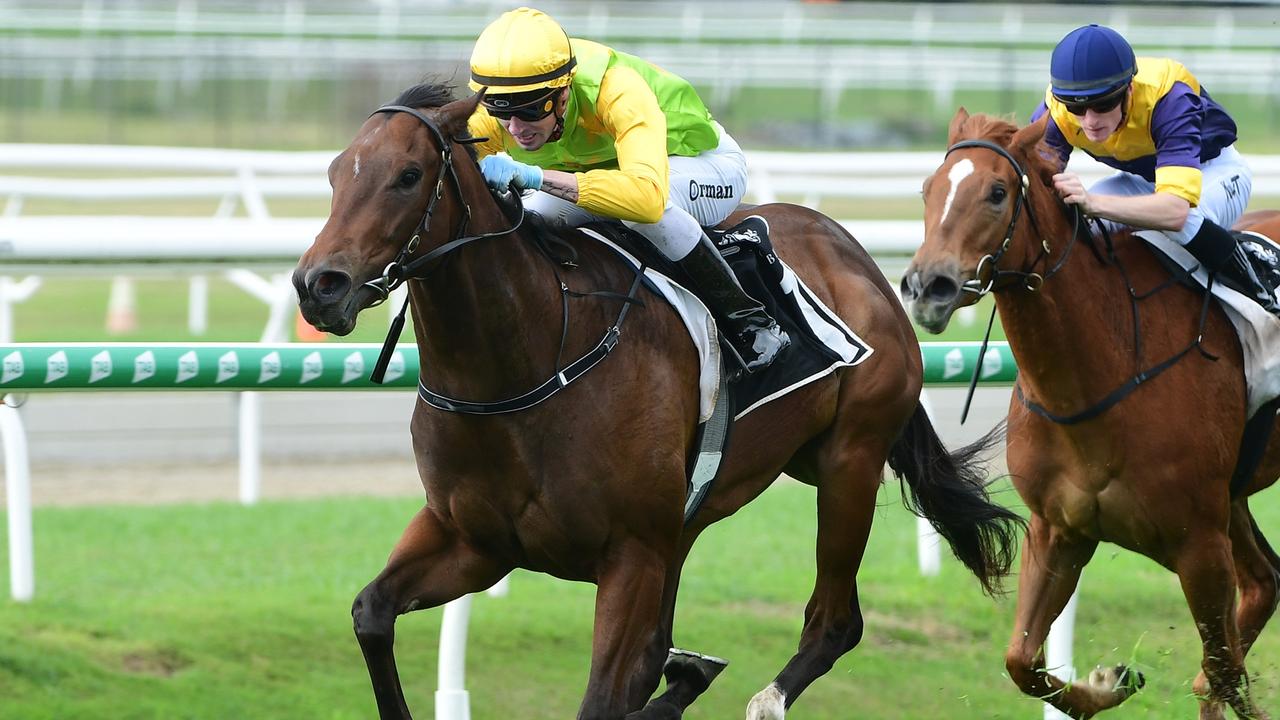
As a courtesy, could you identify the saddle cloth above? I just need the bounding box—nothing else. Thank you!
[578,216,873,423]
[1136,229,1280,418]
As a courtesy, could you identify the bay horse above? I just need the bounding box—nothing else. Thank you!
[293,83,1022,720]
[901,107,1280,719]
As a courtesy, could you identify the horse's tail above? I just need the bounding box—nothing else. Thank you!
[887,403,1024,596]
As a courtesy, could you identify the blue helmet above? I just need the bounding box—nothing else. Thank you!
[1050,24,1136,102]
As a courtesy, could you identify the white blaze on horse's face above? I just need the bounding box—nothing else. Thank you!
[353,153,361,179]
[940,158,975,227]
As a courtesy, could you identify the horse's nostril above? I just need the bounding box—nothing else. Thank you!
[310,270,352,301]
[899,272,921,301]
[923,275,961,304]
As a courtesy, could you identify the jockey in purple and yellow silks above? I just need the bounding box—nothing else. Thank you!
[466,6,788,373]
[1031,24,1274,312]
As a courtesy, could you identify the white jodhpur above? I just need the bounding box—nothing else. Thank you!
[745,682,786,719]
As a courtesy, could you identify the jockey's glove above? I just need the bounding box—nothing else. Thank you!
[479,153,544,191]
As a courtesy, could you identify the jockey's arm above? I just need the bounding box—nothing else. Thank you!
[1054,173,1192,232]
[567,66,670,224]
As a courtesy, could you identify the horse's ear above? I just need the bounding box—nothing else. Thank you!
[1011,115,1056,181]
[946,107,971,144]
[437,91,485,137]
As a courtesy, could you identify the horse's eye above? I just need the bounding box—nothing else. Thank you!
[397,169,422,189]
[988,185,1008,204]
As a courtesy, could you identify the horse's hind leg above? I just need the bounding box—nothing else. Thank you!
[353,505,511,720]
[744,438,886,719]
[1190,502,1278,720]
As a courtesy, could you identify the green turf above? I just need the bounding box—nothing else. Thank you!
[1,480,1277,719]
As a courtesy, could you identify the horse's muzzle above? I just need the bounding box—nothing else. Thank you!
[294,266,359,335]
[900,264,964,334]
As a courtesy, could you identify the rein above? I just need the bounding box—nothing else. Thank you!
[944,138,1214,425]
[365,104,645,414]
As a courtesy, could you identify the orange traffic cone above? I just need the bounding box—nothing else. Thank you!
[295,311,327,342]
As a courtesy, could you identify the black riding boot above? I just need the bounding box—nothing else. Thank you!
[1184,219,1279,313]
[676,233,790,373]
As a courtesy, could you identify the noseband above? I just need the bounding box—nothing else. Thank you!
[943,139,1066,296]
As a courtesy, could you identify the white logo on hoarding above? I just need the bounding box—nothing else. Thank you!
[980,348,1003,378]
[300,351,323,384]
[89,350,113,383]
[2,351,23,384]
[45,351,69,383]
[943,348,964,380]
[383,351,406,383]
[133,351,156,383]
[342,352,364,384]
[259,352,281,383]
[175,351,199,383]
[217,351,239,384]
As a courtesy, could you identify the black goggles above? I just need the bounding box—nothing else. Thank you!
[1055,86,1128,117]
[483,89,558,122]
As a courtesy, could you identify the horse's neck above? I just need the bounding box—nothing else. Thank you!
[409,193,564,398]
[994,218,1139,406]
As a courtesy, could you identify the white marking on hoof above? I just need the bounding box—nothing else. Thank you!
[745,683,785,720]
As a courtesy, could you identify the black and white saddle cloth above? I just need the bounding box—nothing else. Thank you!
[1137,228,1280,418]
[579,215,874,422]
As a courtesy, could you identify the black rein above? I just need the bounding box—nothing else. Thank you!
[944,138,1213,426]
[362,104,645,414]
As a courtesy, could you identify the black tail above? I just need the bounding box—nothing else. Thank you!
[887,403,1024,595]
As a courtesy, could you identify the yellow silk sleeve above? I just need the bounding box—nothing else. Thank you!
[466,111,507,159]
[574,66,669,224]
[1155,165,1202,207]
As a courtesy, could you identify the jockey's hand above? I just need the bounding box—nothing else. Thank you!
[1052,172,1093,213]
[479,153,544,191]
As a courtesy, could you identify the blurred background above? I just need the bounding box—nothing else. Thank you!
[4,5,1280,718]
[4,0,1280,151]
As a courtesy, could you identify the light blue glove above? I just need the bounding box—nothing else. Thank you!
[479,153,544,191]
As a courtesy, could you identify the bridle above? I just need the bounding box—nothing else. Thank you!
[360,104,522,304]
[943,139,1078,297]
[354,104,644,414]
[940,138,1214,427]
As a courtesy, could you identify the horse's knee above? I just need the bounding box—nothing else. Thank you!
[352,581,397,640]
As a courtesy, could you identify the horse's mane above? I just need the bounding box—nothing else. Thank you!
[388,80,479,160]
[392,81,456,110]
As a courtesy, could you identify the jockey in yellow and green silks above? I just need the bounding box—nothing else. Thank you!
[466,7,789,373]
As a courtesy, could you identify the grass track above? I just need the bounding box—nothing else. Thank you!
[2,480,1279,719]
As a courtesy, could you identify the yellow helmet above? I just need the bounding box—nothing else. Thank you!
[469,7,576,95]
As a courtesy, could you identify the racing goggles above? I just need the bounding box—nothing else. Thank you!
[482,88,558,122]
[1055,85,1128,117]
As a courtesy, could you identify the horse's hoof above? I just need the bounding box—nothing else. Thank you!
[745,683,786,720]
[1087,664,1145,696]
[663,648,728,694]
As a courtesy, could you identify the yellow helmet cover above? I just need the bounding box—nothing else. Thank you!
[469,7,577,95]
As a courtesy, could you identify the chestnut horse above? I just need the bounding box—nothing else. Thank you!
[294,84,1022,720]
[902,108,1280,719]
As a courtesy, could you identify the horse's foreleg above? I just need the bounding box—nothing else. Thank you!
[353,505,511,720]
[1194,501,1280,720]
[745,444,883,720]
[1004,514,1131,719]
[579,539,669,720]
[628,530,731,720]
[1176,531,1269,720]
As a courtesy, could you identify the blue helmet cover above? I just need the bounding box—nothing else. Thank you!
[1050,24,1137,100]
